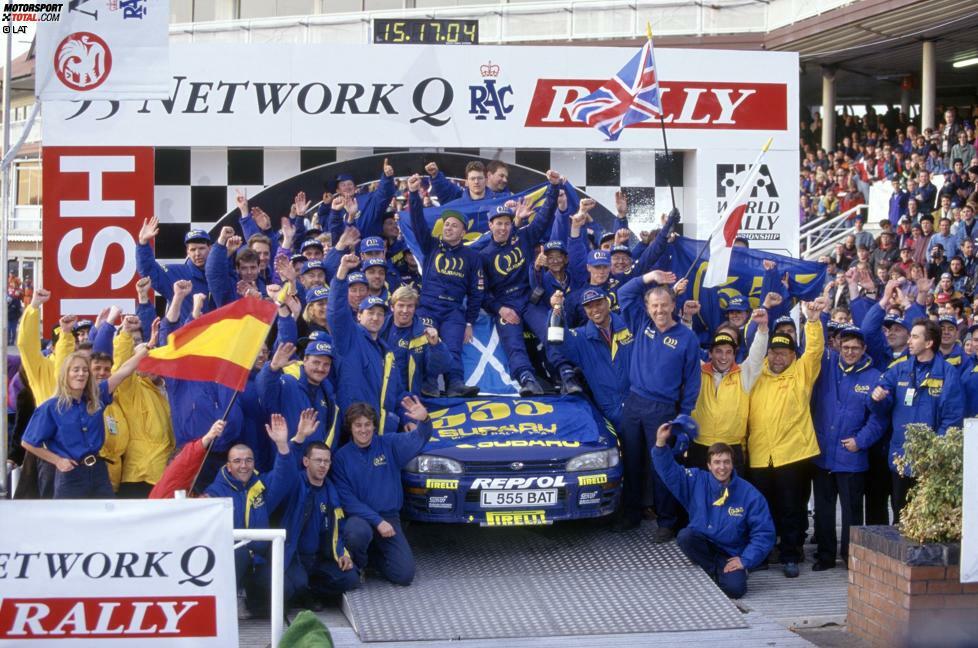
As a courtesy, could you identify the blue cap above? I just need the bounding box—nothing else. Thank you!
[301,238,324,252]
[599,231,616,244]
[304,226,323,238]
[72,319,94,332]
[580,288,608,305]
[305,286,329,304]
[361,237,385,254]
[773,315,796,330]
[347,271,368,286]
[304,340,334,358]
[489,205,515,221]
[610,244,631,256]
[668,414,699,457]
[544,240,567,254]
[838,326,864,342]
[939,315,958,327]
[587,250,611,266]
[882,313,908,329]
[184,229,211,244]
[290,253,305,264]
[826,320,843,333]
[725,295,750,312]
[361,257,387,271]
[307,330,331,343]
[301,260,325,275]
[335,172,355,184]
[358,296,389,312]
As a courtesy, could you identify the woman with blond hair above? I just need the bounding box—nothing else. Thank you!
[21,346,148,498]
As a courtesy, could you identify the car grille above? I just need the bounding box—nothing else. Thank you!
[463,459,565,475]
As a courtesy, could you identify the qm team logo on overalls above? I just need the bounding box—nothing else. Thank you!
[469,61,514,121]
[716,163,782,243]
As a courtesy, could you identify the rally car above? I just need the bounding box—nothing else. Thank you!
[401,394,621,526]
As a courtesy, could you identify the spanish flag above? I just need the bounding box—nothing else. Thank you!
[139,297,277,392]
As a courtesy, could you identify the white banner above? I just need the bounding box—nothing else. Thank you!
[35,0,170,101]
[962,418,978,583]
[43,42,798,150]
[0,499,237,646]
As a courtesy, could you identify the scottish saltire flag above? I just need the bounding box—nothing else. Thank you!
[569,36,662,141]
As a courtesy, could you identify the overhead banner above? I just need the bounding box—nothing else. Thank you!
[35,0,171,101]
[0,499,237,646]
[43,43,798,151]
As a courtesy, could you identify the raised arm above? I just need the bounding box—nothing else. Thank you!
[407,175,436,256]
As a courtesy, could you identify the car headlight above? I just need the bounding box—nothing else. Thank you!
[404,454,463,474]
[566,449,620,472]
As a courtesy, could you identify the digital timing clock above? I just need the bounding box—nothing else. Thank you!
[373,18,478,45]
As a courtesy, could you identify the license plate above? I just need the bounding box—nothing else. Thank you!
[480,489,557,508]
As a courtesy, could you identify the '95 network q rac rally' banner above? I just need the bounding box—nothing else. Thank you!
[0,499,237,646]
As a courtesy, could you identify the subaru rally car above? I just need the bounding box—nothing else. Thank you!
[402,394,621,526]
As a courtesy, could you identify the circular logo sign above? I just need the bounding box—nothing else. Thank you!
[54,32,112,91]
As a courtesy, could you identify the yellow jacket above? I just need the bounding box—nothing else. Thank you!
[111,331,175,485]
[101,403,131,491]
[693,364,750,447]
[747,320,824,469]
[16,305,74,403]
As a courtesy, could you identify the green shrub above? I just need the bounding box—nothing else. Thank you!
[893,424,963,544]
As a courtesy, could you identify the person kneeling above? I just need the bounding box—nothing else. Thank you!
[652,424,774,599]
[332,396,433,586]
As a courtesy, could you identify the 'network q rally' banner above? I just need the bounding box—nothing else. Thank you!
[0,499,237,646]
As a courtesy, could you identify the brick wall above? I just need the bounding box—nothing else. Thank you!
[848,526,978,647]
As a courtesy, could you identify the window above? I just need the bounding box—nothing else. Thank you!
[15,162,41,207]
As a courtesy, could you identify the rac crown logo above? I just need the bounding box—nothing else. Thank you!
[55,32,112,91]
[469,61,513,121]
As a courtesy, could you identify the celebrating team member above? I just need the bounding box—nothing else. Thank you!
[426,160,509,206]
[21,346,149,499]
[616,272,701,536]
[137,216,212,322]
[407,173,484,397]
[324,160,398,243]
[382,286,453,397]
[652,424,775,599]
[332,396,433,586]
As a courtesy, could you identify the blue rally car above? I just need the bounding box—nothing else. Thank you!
[401,394,622,526]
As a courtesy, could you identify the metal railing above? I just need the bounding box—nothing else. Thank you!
[232,529,287,648]
[800,203,867,260]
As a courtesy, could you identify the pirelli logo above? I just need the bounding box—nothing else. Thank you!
[425,479,459,489]
[484,510,547,526]
[577,474,607,486]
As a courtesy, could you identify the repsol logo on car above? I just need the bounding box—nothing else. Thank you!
[470,476,567,490]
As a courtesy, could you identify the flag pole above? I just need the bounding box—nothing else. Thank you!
[647,23,677,212]
[187,390,241,496]
[680,137,774,282]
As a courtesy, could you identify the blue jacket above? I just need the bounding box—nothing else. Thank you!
[652,445,774,570]
[137,243,211,323]
[23,381,112,461]
[381,316,452,395]
[556,312,634,427]
[204,242,267,308]
[322,175,397,243]
[429,171,511,207]
[564,276,622,329]
[331,420,434,526]
[812,351,886,472]
[961,363,978,417]
[276,472,349,568]
[871,353,964,472]
[479,184,558,313]
[159,316,244,451]
[205,447,298,556]
[240,370,276,473]
[408,191,485,324]
[327,276,405,435]
[618,277,701,415]
[257,364,340,456]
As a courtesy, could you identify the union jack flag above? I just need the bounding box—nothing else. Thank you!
[569,38,662,141]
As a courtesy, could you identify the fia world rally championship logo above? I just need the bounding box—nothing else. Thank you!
[716,163,781,241]
[54,31,112,91]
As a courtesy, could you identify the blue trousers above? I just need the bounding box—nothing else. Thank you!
[677,528,748,599]
[619,393,679,528]
[53,461,114,499]
[494,301,571,379]
[418,304,467,384]
[342,515,415,586]
[284,554,360,602]
[234,548,272,614]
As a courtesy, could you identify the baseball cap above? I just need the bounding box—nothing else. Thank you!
[774,315,796,330]
[769,334,797,351]
[710,331,738,350]
[544,240,567,254]
[301,260,325,275]
[838,326,864,343]
[882,313,908,329]
[668,414,699,457]
[725,295,750,312]
[335,172,355,184]
[184,229,211,245]
[304,340,334,358]
[305,286,329,304]
[587,250,611,266]
[358,296,389,312]
[290,253,305,264]
[72,319,94,332]
[361,237,385,254]
[580,288,608,305]
[347,271,368,286]
[941,272,952,280]
[610,244,632,257]
[935,293,951,305]
[301,238,324,252]
[489,205,515,221]
[599,232,616,245]
[939,315,958,327]
[441,209,468,229]
[826,320,843,335]
[362,257,388,271]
